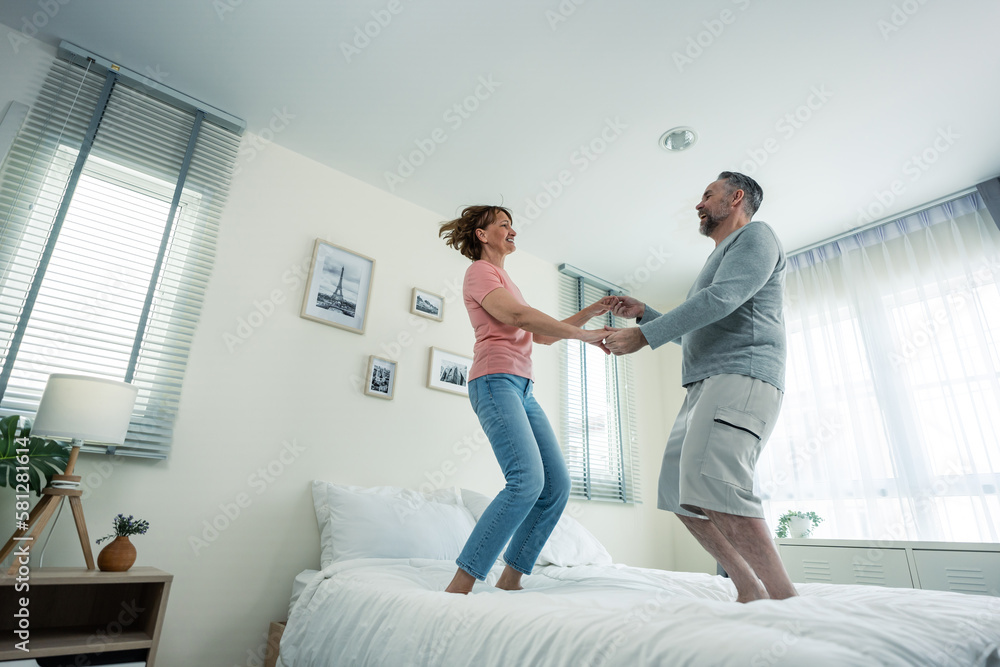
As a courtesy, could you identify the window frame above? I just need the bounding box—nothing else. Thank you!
[557,264,641,503]
[0,48,243,459]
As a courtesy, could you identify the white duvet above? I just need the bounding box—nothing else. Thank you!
[280,558,1000,667]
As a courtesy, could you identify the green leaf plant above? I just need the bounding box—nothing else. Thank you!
[775,510,823,539]
[96,513,150,545]
[0,414,71,497]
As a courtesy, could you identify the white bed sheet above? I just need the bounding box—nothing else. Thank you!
[290,568,319,609]
[280,558,1000,667]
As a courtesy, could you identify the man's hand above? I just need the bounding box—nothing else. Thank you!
[581,328,611,355]
[610,295,645,320]
[603,326,648,356]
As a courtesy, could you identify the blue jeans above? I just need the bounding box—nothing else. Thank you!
[456,374,571,580]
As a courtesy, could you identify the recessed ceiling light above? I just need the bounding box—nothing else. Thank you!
[659,127,697,152]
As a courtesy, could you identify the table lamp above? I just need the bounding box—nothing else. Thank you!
[1,374,138,574]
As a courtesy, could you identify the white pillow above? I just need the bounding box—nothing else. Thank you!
[460,488,613,568]
[312,482,477,567]
[460,487,493,521]
[537,513,613,567]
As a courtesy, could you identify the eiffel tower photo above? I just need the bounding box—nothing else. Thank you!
[332,266,344,299]
[316,262,356,317]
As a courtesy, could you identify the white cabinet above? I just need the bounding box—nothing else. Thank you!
[777,539,1000,596]
[780,544,914,588]
[912,548,1000,595]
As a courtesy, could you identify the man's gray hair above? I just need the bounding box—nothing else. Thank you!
[718,171,763,218]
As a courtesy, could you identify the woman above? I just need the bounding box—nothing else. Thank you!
[439,205,614,594]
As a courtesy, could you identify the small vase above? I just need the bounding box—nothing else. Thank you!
[97,535,137,572]
[788,516,813,538]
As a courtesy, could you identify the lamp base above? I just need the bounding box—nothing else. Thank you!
[0,447,95,574]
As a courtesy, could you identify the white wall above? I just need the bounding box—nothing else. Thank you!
[637,307,718,576]
[0,25,692,666]
[657,348,718,575]
[0,25,50,117]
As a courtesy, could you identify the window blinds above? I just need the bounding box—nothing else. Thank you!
[0,51,242,458]
[557,268,640,503]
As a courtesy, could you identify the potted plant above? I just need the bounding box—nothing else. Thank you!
[96,514,150,572]
[0,415,70,496]
[775,510,823,538]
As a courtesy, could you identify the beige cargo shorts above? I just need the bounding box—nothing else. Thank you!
[657,373,783,519]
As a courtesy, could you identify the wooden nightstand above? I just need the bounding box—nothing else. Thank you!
[264,620,285,667]
[0,567,172,665]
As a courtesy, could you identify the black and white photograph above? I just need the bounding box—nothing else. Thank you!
[410,287,444,321]
[427,347,472,396]
[300,239,375,334]
[364,355,397,400]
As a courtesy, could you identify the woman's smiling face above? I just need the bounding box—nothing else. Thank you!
[479,210,517,255]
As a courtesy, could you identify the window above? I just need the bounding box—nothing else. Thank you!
[557,265,640,502]
[0,46,243,458]
[758,193,1000,542]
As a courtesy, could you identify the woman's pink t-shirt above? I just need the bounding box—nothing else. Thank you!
[464,260,532,381]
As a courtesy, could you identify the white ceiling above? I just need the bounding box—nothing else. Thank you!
[3,0,999,304]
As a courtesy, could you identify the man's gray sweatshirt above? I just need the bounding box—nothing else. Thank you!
[637,220,787,392]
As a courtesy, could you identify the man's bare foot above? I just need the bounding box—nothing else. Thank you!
[735,582,770,603]
[703,510,800,602]
[445,568,476,595]
[765,586,798,600]
[496,565,524,591]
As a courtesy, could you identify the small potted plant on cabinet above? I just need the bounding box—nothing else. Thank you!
[776,510,823,538]
[96,513,150,572]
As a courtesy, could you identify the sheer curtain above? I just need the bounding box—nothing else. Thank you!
[758,192,1000,543]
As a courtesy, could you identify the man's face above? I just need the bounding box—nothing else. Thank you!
[695,179,735,237]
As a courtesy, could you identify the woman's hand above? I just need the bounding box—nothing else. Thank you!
[579,328,610,355]
[585,296,618,319]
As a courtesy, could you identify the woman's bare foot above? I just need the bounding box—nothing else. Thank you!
[445,568,477,595]
[496,565,524,591]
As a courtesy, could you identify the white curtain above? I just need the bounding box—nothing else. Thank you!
[758,192,1000,543]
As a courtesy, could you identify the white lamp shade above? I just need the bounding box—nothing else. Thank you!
[32,374,139,444]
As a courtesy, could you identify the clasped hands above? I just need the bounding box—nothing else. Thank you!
[579,295,649,356]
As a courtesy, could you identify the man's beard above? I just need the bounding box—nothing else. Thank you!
[699,212,722,236]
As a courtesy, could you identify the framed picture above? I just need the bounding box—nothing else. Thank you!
[410,287,444,321]
[300,239,375,334]
[427,347,473,396]
[364,355,397,400]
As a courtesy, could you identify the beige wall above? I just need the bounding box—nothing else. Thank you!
[0,25,702,666]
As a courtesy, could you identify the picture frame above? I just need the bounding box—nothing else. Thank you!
[364,355,397,400]
[410,287,444,322]
[427,347,473,396]
[300,239,375,335]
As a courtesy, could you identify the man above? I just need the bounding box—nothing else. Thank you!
[604,171,795,602]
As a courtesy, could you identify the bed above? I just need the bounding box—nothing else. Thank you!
[276,482,1000,667]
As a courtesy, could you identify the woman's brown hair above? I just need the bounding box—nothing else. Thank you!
[438,205,513,261]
